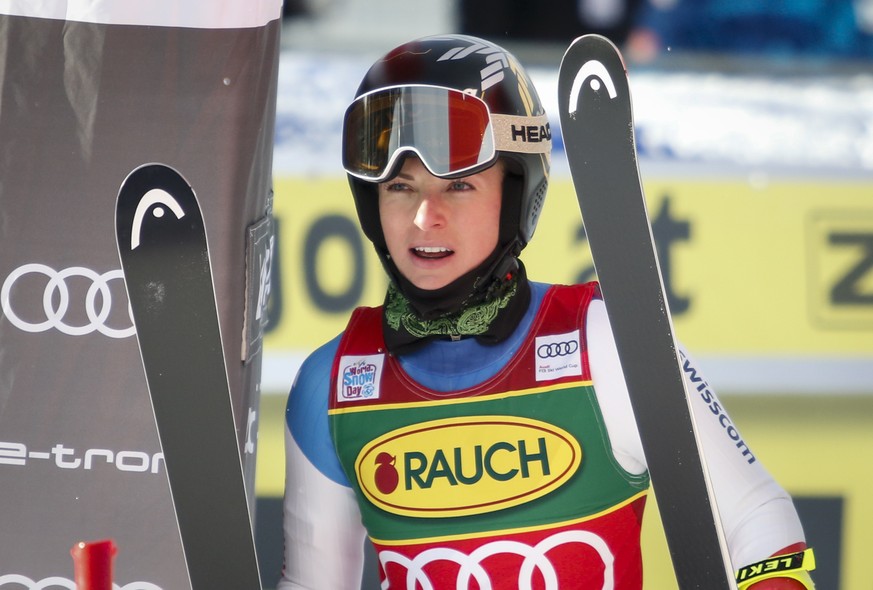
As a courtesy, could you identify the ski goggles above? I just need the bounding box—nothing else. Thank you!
[343,85,551,182]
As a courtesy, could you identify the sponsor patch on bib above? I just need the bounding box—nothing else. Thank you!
[534,330,582,381]
[337,354,384,402]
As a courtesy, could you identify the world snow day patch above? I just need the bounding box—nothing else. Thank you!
[337,354,385,402]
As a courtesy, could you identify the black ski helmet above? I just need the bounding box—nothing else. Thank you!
[342,34,551,314]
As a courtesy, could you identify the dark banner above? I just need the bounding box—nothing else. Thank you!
[0,4,281,588]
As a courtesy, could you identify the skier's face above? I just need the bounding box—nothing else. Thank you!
[378,156,503,291]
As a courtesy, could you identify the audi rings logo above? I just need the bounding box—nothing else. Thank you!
[534,330,583,382]
[537,340,579,359]
[378,530,615,590]
[2,263,135,338]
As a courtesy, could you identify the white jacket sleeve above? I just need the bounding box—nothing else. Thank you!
[278,337,368,590]
[586,299,806,569]
[277,424,367,590]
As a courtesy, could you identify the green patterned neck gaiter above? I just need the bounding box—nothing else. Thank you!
[381,262,531,355]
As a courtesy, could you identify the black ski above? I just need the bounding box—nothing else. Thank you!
[558,35,736,589]
[115,163,261,590]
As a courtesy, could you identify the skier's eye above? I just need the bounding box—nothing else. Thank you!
[382,181,410,192]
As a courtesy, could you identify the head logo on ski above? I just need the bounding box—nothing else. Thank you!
[567,60,618,119]
[129,188,187,251]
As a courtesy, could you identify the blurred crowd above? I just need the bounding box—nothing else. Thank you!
[283,0,873,62]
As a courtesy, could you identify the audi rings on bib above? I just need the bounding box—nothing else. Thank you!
[378,531,615,590]
[1,263,135,338]
[537,340,579,359]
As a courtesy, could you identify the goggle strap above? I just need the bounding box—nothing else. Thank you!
[492,113,552,155]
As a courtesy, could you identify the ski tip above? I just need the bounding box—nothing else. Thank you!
[561,34,625,68]
[114,163,200,256]
[117,162,192,195]
[558,36,630,122]
[562,34,618,55]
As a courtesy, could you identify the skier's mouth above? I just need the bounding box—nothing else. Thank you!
[412,246,453,260]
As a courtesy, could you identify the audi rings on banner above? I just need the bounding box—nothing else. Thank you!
[1,263,135,338]
[0,574,162,590]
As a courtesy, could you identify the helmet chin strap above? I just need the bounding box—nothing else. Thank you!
[383,238,523,322]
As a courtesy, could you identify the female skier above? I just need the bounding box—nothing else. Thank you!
[279,34,815,590]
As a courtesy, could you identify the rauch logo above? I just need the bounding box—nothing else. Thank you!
[355,416,582,518]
